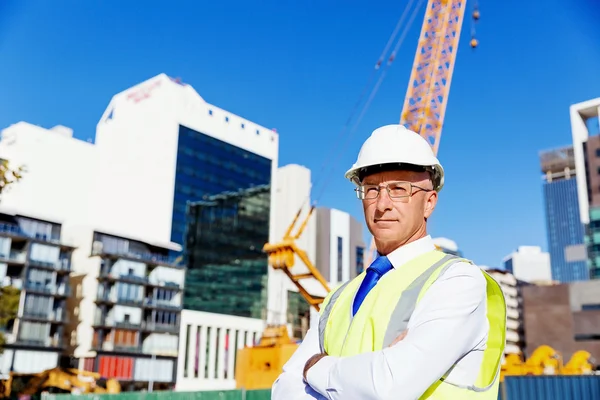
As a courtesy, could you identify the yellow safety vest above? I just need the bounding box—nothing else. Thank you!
[318,250,506,399]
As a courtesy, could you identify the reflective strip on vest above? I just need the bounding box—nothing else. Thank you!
[318,253,458,350]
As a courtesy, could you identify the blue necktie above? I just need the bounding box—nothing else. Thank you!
[352,255,393,316]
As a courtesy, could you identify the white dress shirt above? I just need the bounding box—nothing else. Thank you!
[271,235,489,400]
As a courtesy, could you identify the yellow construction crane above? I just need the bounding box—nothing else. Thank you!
[235,0,479,389]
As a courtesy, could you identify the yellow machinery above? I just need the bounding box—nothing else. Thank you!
[235,0,481,390]
[562,350,595,375]
[500,346,597,381]
[0,367,121,397]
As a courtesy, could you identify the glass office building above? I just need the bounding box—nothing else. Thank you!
[173,125,272,317]
[184,185,271,318]
[543,177,588,282]
[171,125,273,246]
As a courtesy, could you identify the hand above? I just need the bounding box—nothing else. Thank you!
[303,352,328,381]
[388,329,408,347]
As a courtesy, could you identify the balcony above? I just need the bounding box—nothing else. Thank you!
[0,250,26,264]
[16,336,63,349]
[0,223,27,239]
[24,283,70,297]
[94,341,142,353]
[93,247,183,270]
[28,258,71,272]
[143,298,182,310]
[142,322,179,333]
[94,315,142,330]
[21,309,67,323]
[99,271,149,285]
[0,224,73,248]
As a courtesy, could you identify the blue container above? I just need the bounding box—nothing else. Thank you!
[502,376,600,400]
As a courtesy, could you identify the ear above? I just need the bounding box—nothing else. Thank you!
[423,190,437,219]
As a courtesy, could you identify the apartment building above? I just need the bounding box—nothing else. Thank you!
[0,212,74,374]
[483,268,525,356]
[83,231,184,390]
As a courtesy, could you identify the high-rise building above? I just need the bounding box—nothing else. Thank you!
[571,97,600,278]
[93,74,278,251]
[539,146,588,282]
[502,246,551,283]
[0,213,74,375]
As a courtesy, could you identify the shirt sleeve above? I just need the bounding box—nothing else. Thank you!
[271,326,329,400]
[305,262,489,400]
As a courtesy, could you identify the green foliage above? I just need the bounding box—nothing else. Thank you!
[0,286,21,354]
[0,158,26,199]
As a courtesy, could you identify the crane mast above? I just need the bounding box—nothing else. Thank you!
[401,0,467,155]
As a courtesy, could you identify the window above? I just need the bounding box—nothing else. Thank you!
[208,109,213,116]
[337,237,343,282]
[241,123,245,129]
[356,246,365,275]
[596,148,600,157]
[225,116,229,123]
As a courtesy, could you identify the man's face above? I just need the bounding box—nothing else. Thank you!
[360,169,437,255]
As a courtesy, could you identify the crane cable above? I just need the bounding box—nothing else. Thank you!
[311,0,426,204]
[285,0,423,225]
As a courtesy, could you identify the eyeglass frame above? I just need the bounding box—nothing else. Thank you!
[354,180,433,201]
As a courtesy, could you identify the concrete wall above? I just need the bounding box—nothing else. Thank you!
[522,281,600,360]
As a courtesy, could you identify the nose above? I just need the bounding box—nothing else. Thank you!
[375,187,393,213]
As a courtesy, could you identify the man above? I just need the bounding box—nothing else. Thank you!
[271,124,506,400]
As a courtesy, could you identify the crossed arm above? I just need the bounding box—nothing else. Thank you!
[271,262,488,400]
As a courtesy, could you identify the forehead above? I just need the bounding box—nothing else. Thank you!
[361,169,425,184]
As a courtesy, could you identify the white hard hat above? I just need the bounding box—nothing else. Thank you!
[345,124,445,192]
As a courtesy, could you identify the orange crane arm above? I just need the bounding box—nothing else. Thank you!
[401,0,468,156]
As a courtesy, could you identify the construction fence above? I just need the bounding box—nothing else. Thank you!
[41,376,600,400]
[42,390,271,400]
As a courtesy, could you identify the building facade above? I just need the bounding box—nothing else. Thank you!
[483,268,525,356]
[571,97,600,278]
[521,280,600,361]
[0,73,280,385]
[540,146,588,282]
[0,212,74,375]
[184,185,271,319]
[314,207,366,285]
[88,231,184,390]
[92,74,279,251]
[502,246,552,283]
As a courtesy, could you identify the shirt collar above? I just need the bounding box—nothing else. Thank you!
[384,235,436,269]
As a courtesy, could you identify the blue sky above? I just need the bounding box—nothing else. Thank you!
[0,0,599,268]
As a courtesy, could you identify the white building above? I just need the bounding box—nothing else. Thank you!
[482,268,523,356]
[502,246,551,283]
[314,207,366,285]
[0,73,281,389]
[432,237,462,256]
[570,97,600,225]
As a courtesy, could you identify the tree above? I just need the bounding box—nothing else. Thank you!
[0,286,21,354]
[0,159,26,199]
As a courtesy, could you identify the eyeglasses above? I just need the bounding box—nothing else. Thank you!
[354,181,432,201]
